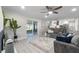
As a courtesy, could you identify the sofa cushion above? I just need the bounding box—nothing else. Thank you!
[67,33,73,37]
[76,38,79,47]
[63,33,69,36]
[54,40,79,53]
[56,36,73,43]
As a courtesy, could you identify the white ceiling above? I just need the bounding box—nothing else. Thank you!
[2,6,79,20]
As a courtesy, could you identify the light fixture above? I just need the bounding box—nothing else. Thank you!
[56,25,60,28]
[64,21,69,24]
[72,8,77,12]
[48,11,53,14]
[45,15,48,18]
[21,6,25,9]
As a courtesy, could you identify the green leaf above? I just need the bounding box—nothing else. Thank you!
[4,17,11,27]
[9,18,21,30]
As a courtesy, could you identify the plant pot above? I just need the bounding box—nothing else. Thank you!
[14,35,18,39]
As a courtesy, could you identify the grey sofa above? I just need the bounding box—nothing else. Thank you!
[54,40,79,53]
[5,39,14,53]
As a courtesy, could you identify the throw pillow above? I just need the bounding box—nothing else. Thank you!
[67,33,73,37]
[71,35,79,45]
[76,38,79,47]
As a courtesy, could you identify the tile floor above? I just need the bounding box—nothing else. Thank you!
[14,36,55,53]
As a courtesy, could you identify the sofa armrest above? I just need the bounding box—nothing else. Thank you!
[54,40,79,53]
[5,39,14,53]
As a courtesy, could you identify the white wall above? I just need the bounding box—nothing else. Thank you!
[4,12,27,39]
[0,7,3,32]
[3,10,43,39]
[0,7,3,52]
[37,20,49,36]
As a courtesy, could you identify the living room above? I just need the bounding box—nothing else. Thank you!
[1,6,79,53]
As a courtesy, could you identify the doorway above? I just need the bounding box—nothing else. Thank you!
[26,20,37,40]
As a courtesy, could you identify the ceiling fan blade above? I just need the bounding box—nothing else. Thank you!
[54,6,62,10]
[46,6,49,9]
[46,6,52,10]
[53,11,58,14]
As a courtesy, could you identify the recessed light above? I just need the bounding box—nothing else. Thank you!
[21,6,25,9]
[64,21,69,24]
[48,11,53,14]
[72,8,77,12]
[45,15,48,18]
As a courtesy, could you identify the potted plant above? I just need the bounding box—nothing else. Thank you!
[4,17,11,41]
[9,18,21,41]
[3,17,11,47]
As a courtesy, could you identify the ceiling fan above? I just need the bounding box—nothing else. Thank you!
[40,6,63,14]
